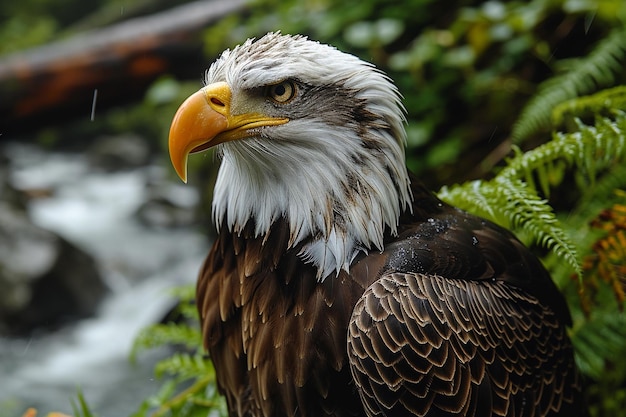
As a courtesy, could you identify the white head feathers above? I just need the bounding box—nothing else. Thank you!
[207,32,412,279]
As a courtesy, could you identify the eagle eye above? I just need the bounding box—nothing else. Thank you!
[267,81,297,104]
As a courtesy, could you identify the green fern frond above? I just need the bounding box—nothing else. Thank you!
[438,180,500,222]
[155,352,215,380]
[553,85,626,128]
[580,165,626,207]
[167,284,200,321]
[512,27,626,142]
[439,176,581,276]
[571,308,626,379]
[131,322,202,361]
[496,177,573,246]
[143,375,226,417]
[503,110,626,193]
[439,112,626,278]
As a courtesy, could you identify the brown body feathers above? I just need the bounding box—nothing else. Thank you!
[197,182,584,417]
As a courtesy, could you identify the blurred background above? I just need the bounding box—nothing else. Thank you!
[1,0,625,416]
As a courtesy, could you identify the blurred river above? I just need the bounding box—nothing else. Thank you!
[0,142,209,417]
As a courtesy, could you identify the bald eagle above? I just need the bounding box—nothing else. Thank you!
[168,32,586,417]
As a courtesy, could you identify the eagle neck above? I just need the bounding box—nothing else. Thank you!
[212,148,412,281]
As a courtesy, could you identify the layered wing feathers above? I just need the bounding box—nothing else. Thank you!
[347,272,580,417]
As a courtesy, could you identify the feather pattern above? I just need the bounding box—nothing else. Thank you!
[185,33,587,417]
[347,272,580,417]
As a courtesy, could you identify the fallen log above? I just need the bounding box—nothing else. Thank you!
[0,0,246,135]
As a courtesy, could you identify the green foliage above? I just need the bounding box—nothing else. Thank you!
[512,27,626,142]
[0,0,110,54]
[71,390,97,417]
[0,15,58,55]
[553,85,626,129]
[129,358,225,417]
[131,323,202,360]
[154,353,214,381]
[569,275,626,417]
[129,285,227,417]
[439,174,581,275]
[439,109,626,278]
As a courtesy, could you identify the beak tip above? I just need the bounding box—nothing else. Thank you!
[172,159,189,184]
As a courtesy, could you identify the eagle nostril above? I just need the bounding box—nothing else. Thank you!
[211,97,225,107]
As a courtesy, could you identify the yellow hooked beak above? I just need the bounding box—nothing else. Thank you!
[168,82,289,182]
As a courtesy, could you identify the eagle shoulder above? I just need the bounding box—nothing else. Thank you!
[346,183,584,416]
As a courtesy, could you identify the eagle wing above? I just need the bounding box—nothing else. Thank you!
[347,194,583,417]
[347,272,580,417]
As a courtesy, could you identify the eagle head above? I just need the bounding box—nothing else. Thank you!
[169,32,412,279]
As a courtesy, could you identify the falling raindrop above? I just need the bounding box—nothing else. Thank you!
[90,89,98,121]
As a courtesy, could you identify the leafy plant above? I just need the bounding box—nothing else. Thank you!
[578,200,626,311]
[512,27,626,142]
[438,69,626,417]
[129,285,226,417]
[71,390,97,417]
[439,108,626,277]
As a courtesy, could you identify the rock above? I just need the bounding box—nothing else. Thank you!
[87,134,152,171]
[0,148,28,211]
[136,179,200,229]
[0,203,107,335]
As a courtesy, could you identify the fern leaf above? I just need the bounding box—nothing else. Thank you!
[571,309,626,379]
[512,27,626,142]
[438,112,626,278]
[439,175,582,276]
[131,322,202,360]
[168,283,197,302]
[504,112,626,193]
[509,113,624,180]
[552,85,626,128]
[438,180,499,222]
[154,352,216,380]
[147,374,227,417]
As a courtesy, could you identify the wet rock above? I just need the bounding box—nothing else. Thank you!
[136,181,200,229]
[0,203,107,335]
[0,149,28,211]
[87,134,152,171]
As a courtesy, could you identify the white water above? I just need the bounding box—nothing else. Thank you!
[0,144,209,417]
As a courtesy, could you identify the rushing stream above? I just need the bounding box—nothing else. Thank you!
[0,143,209,417]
